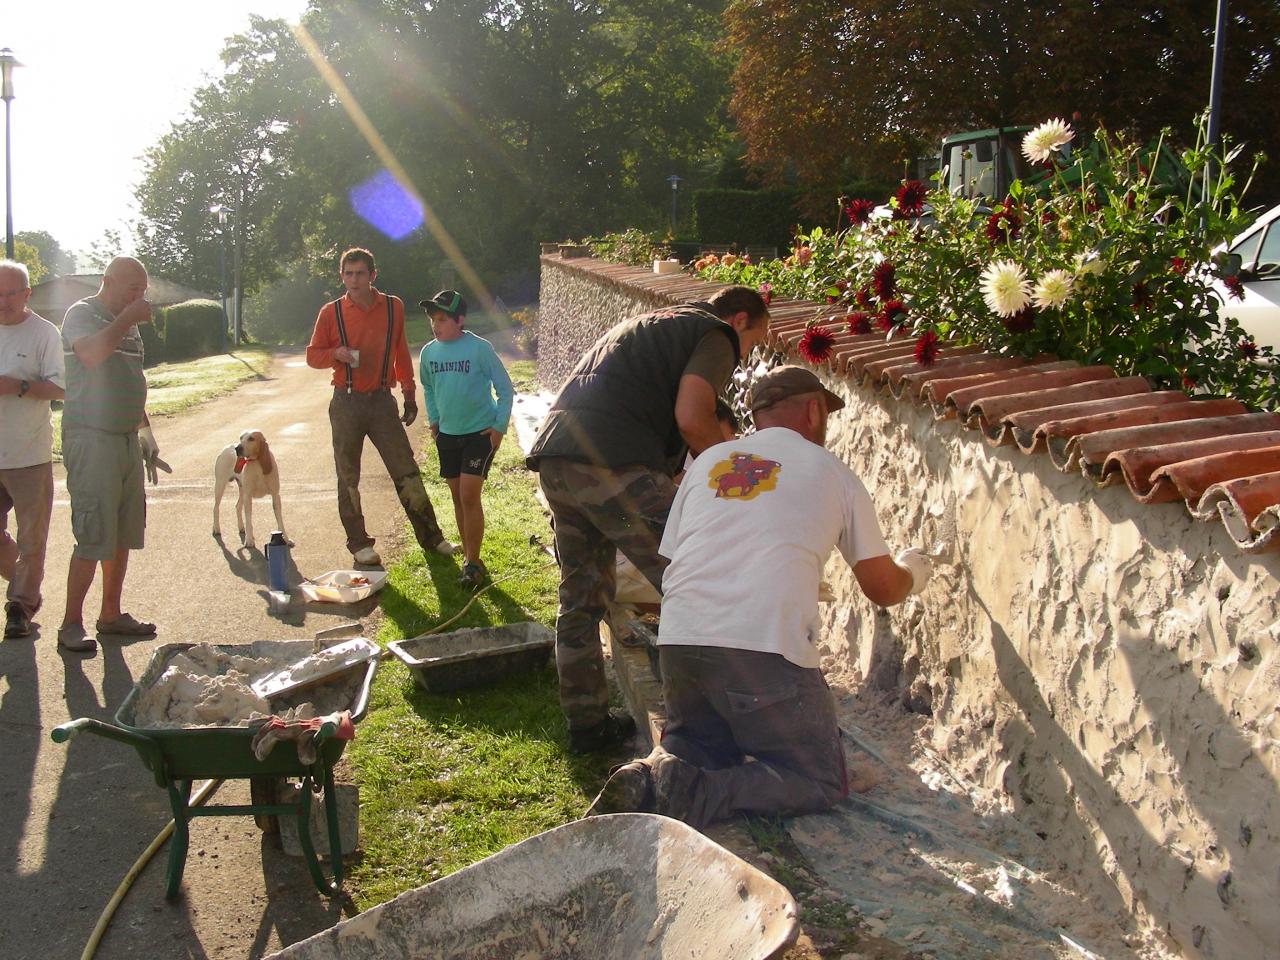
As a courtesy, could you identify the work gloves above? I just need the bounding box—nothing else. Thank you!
[401,398,419,426]
[138,425,173,485]
[895,547,933,596]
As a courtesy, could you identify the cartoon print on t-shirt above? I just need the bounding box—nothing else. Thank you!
[707,452,781,500]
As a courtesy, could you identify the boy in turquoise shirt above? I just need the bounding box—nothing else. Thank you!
[419,290,514,588]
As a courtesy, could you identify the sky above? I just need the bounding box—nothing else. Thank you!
[5,1,310,268]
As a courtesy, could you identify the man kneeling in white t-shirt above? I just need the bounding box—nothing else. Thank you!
[586,365,932,827]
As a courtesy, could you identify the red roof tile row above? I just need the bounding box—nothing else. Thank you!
[544,255,1280,553]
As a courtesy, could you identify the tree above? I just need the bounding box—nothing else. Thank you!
[12,240,47,284]
[79,229,124,273]
[15,230,75,276]
[132,1,735,305]
[724,0,1280,205]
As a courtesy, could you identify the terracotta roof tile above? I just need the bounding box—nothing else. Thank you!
[1009,391,1180,452]
[1193,473,1280,552]
[550,257,1280,552]
[1100,431,1280,498]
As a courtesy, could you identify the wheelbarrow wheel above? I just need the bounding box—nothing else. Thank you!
[250,776,285,836]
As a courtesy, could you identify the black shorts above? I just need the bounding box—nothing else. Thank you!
[436,430,496,479]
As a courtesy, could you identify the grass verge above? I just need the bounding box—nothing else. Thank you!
[51,347,273,457]
[346,427,620,909]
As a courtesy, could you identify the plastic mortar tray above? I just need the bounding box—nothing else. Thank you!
[388,621,553,693]
[264,812,799,960]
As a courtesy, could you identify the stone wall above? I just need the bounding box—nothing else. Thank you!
[538,256,1280,959]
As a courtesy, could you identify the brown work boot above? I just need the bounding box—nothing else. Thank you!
[585,760,654,817]
[650,752,702,824]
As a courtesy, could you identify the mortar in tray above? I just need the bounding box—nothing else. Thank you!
[388,621,553,693]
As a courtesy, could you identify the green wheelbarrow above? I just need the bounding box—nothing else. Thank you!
[51,640,377,900]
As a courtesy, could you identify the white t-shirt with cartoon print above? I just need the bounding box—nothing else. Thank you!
[657,426,890,667]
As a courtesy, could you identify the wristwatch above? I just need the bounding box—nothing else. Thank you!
[17,380,29,398]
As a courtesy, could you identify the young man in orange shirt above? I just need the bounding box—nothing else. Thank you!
[306,248,454,566]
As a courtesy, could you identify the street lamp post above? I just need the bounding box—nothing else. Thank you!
[667,175,681,235]
[1,48,20,261]
[210,204,229,353]
[209,201,240,348]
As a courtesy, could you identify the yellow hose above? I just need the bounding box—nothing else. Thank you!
[80,778,223,960]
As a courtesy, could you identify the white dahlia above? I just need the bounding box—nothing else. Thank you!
[980,260,1031,317]
[1022,118,1074,164]
[1032,269,1075,310]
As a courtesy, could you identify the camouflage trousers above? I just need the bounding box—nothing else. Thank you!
[329,389,446,555]
[537,459,676,731]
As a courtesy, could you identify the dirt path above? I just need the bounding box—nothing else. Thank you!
[0,349,441,960]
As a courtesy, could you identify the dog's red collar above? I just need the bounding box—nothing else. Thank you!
[234,456,256,474]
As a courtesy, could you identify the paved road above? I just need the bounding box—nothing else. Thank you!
[0,349,444,959]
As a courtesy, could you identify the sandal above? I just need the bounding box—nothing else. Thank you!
[57,624,97,653]
[95,613,157,637]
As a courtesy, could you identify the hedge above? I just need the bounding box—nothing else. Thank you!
[163,299,226,361]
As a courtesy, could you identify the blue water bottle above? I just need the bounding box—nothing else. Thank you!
[266,531,290,593]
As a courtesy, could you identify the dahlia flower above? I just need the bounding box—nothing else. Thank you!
[1239,338,1259,360]
[844,198,875,225]
[1223,275,1245,301]
[847,311,872,335]
[914,330,940,366]
[1021,119,1074,164]
[878,299,908,330]
[798,325,837,363]
[894,180,928,218]
[980,260,1031,317]
[1031,269,1074,310]
[873,261,896,301]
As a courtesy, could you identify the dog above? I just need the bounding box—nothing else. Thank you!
[212,430,291,550]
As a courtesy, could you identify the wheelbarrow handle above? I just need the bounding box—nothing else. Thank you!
[52,717,161,754]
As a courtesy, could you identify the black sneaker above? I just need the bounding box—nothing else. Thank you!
[568,710,637,754]
[4,601,31,639]
[458,561,488,591]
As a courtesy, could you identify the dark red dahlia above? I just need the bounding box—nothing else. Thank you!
[1131,281,1153,309]
[873,261,896,301]
[1170,256,1188,277]
[1223,275,1245,301]
[844,198,875,225]
[878,299,908,330]
[914,330,940,366]
[798,325,837,363]
[855,285,874,309]
[1002,307,1036,334]
[1181,373,1198,391]
[1239,339,1259,360]
[894,180,927,218]
[984,204,1022,244]
[847,311,872,335]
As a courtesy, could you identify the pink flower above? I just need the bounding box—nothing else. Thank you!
[873,261,896,301]
[914,330,940,366]
[758,282,772,306]
[798,325,837,363]
[1223,275,1245,301]
[894,180,927,218]
[846,311,872,335]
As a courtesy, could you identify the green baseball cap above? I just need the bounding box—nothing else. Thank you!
[420,289,467,318]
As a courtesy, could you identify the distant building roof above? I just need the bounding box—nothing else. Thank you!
[29,274,216,323]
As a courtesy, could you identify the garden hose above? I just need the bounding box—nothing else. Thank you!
[81,778,223,960]
[83,555,560,959]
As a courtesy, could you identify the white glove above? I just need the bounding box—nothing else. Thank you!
[138,425,172,485]
[895,547,933,596]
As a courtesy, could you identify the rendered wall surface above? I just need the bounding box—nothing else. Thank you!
[539,257,1280,959]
